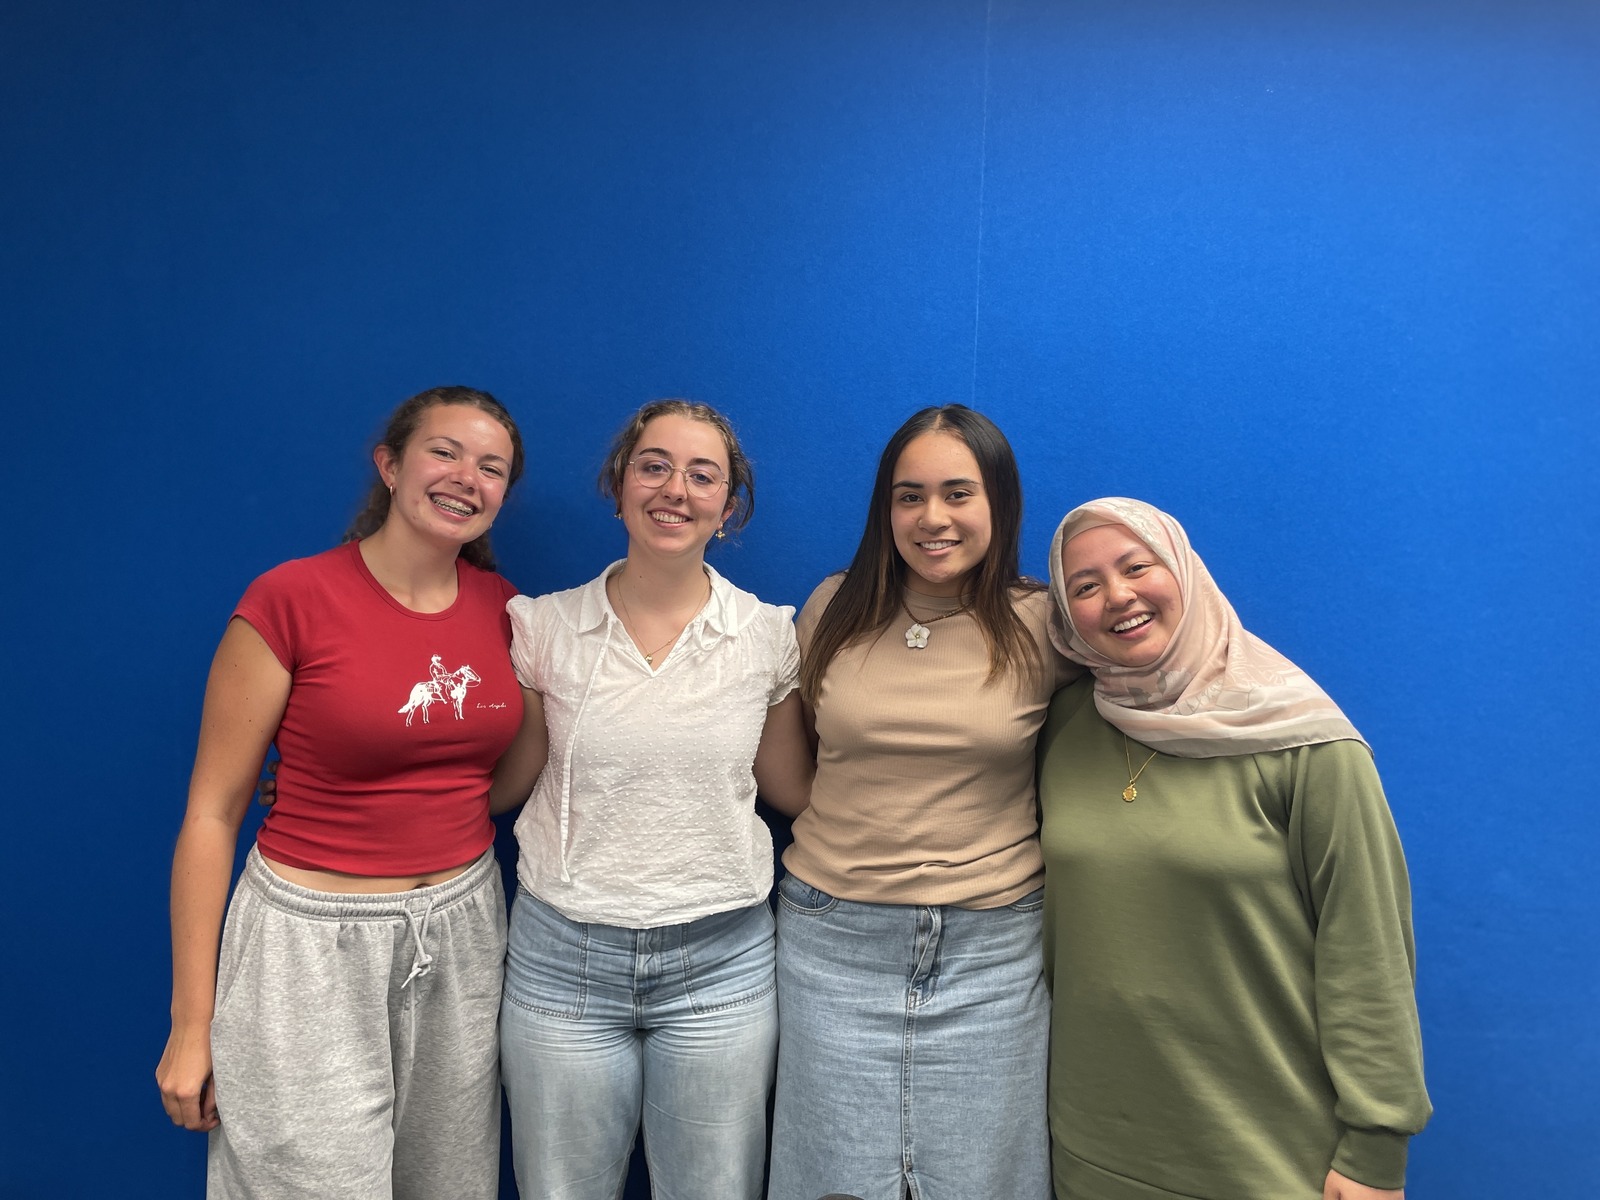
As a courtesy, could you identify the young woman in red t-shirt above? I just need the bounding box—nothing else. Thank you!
[156,386,525,1200]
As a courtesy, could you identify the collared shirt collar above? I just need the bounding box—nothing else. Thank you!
[572,560,741,643]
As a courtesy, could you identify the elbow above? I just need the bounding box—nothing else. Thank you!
[488,786,529,818]
[759,794,808,820]
[760,775,814,820]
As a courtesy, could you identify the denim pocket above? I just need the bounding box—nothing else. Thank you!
[1006,886,1046,914]
[501,887,589,1019]
[683,903,777,1016]
[776,872,838,915]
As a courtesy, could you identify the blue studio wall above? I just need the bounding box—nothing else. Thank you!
[4,1,1596,1196]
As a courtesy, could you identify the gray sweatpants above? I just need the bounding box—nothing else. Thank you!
[207,846,506,1200]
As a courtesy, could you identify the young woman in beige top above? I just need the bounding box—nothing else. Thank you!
[767,405,1072,1200]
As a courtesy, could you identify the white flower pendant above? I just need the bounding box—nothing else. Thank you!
[904,621,931,649]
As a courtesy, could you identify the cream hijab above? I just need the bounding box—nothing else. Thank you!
[1047,497,1366,758]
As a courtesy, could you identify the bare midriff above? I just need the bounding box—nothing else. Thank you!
[261,855,477,894]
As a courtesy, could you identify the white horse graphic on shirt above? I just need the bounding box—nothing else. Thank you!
[398,655,482,726]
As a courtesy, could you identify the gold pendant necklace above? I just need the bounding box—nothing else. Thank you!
[1122,735,1158,803]
[615,577,708,667]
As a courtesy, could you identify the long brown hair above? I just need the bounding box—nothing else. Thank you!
[799,404,1043,701]
[343,385,525,571]
[597,398,755,532]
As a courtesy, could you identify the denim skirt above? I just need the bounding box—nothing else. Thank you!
[768,873,1051,1200]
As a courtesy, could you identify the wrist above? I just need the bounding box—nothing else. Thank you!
[168,1004,215,1029]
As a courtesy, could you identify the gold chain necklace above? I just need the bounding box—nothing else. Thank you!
[615,577,709,667]
[903,601,970,649]
[1122,735,1158,803]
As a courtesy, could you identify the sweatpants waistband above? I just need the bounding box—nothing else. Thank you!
[242,845,499,922]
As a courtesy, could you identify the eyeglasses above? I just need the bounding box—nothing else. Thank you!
[628,457,728,499]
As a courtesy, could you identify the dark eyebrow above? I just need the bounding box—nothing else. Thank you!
[891,476,981,490]
[636,446,725,470]
[424,434,508,465]
[1063,550,1149,588]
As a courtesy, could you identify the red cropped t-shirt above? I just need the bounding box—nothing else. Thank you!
[235,540,522,875]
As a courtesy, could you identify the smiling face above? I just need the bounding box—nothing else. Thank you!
[376,403,514,551]
[1059,523,1185,667]
[619,413,734,560]
[888,431,993,597]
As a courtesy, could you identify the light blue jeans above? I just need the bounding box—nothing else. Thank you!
[499,888,777,1200]
[768,874,1051,1200]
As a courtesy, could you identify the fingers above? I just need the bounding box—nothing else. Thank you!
[200,1077,221,1129]
[158,1071,217,1131]
[158,1076,183,1126]
[157,1032,220,1132]
[256,758,279,807]
[178,1088,203,1130]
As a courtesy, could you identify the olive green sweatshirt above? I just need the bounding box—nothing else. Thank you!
[1039,679,1430,1200]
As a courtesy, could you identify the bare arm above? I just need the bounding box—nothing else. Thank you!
[752,692,815,818]
[156,617,291,1131]
[489,687,548,815]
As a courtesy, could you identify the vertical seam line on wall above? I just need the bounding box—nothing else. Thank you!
[970,0,995,406]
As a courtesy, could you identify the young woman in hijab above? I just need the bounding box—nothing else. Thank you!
[767,405,1072,1200]
[1040,496,1431,1200]
[157,386,525,1199]
[491,399,814,1200]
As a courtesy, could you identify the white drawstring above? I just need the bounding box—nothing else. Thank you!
[400,895,436,989]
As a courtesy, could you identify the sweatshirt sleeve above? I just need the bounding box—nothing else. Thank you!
[1284,739,1432,1189]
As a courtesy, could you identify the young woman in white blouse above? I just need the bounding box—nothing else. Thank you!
[488,399,814,1200]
